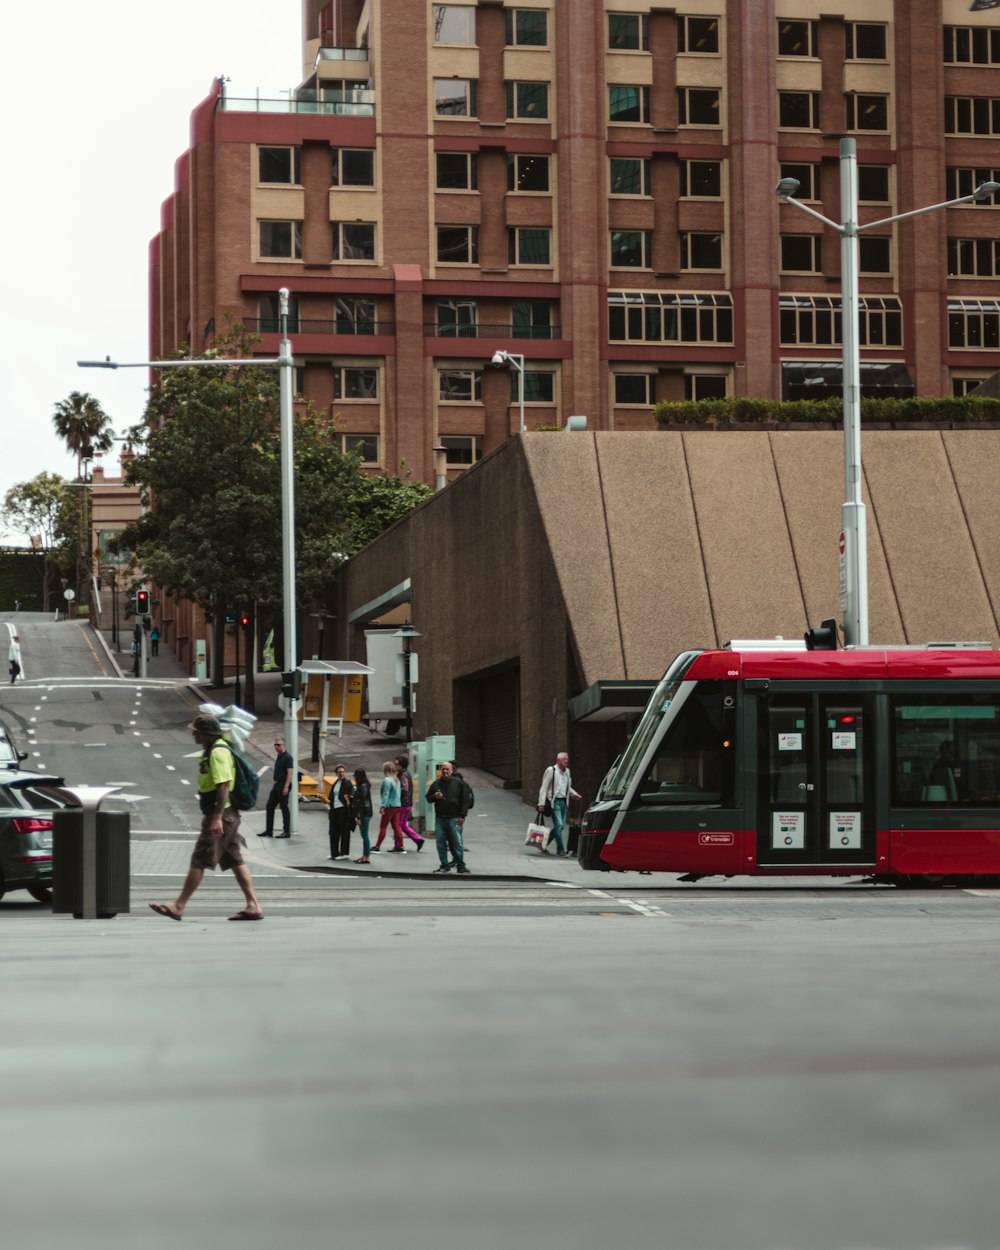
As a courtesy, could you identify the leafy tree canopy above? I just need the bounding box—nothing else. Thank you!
[114,325,430,613]
[2,472,76,550]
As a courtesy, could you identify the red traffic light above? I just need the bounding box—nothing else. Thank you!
[136,590,150,613]
[240,612,250,628]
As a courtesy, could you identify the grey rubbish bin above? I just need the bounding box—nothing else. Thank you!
[52,787,130,919]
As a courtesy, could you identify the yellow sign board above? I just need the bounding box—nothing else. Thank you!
[297,673,364,723]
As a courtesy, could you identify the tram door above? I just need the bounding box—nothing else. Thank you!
[756,692,876,867]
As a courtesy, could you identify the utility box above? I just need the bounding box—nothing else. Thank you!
[52,787,130,919]
[414,734,456,824]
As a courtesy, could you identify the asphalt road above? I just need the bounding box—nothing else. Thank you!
[3,616,1000,1250]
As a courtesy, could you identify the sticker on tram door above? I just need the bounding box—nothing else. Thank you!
[772,812,805,849]
[829,811,861,850]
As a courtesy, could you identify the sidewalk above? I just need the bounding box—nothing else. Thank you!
[91,624,636,886]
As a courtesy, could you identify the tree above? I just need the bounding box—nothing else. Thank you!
[52,392,114,479]
[114,325,430,705]
[2,473,76,611]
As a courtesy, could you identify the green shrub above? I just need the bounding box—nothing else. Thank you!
[653,395,1000,427]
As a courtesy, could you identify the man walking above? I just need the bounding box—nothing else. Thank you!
[149,713,263,921]
[426,760,471,874]
[259,735,293,839]
[537,751,581,857]
[8,633,21,685]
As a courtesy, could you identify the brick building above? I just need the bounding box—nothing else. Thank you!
[151,0,1000,488]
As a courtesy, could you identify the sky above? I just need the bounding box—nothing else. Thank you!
[0,1,303,540]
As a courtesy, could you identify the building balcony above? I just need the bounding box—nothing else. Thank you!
[245,318,392,337]
[220,86,375,117]
[315,46,370,63]
[422,323,562,340]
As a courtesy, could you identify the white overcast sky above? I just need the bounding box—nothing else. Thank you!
[0,1,302,539]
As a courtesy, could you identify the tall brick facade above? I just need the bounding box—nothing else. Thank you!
[150,0,1000,487]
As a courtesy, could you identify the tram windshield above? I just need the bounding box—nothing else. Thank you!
[600,651,701,799]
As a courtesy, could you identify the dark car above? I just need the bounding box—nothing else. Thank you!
[0,774,77,904]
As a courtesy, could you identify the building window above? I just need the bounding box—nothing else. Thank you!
[611,229,652,268]
[438,371,482,402]
[686,374,728,400]
[779,91,819,129]
[436,152,478,190]
[846,93,889,131]
[432,5,475,45]
[511,370,556,402]
[679,159,722,197]
[949,299,1000,348]
[859,235,892,274]
[677,16,719,53]
[333,366,379,400]
[440,435,483,465]
[945,96,1000,137]
[436,225,479,264]
[341,433,380,465]
[507,153,550,192]
[947,237,1000,278]
[858,165,891,202]
[512,300,554,339]
[608,291,734,345]
[846,22,888,59]
[505,8,547,46]
[257,293,300,333]
[331,148,375,187]
[779,295,902,348]
[780,162,818,200]
[259,220,302,259]
[332,222,376,260]
[610,157,651,196]
[944,25,1000,65]
[609,85,650,124]
[680,231,723,270]
[777,20,816,57]
[608,13,649,50]
[508,227,552,266]
[614,373,654,405]
[946,166,1000,205]
[677,87,721,126]
[506,80,549,120]
[434,78,477,116]
[436,299,478,336]
[781,234,822,273]
[335,297,376,334]
[258,146,301,184]
[952,375,990,396]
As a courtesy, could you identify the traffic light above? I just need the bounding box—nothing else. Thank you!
[136,589,150,614]
[240,610,251,629]
[280,670,302,700]
[804,618,839,650]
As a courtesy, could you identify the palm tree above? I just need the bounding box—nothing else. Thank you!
[52,391,114,479]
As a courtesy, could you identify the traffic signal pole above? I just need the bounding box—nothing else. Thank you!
[278,291,299,833]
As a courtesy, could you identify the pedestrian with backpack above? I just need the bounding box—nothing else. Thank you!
[149,713,263,922]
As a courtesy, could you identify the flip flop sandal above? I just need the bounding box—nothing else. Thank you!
[228,911,264,921]
[149,902,182,921]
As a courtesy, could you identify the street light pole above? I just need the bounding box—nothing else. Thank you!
[394,623,423,745]
[776,141,999,647]
[491,350,526,433]
[79,286,301,830]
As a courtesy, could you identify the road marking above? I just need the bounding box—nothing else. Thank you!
[166,765,176,772]
[153,753,162,759]
[180,779,191,786]
[83,743,108,747]
[618,898,669,917]
[964,889,1000,896]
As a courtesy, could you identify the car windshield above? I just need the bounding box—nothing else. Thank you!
[600,651,701,799]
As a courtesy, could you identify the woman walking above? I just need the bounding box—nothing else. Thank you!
[373,761,404,853]
[395,755,426,850]
[352,768,374,863]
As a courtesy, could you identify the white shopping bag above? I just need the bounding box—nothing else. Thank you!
[524,821,547,848]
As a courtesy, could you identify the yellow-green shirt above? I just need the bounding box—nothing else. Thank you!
[198,741,235,808]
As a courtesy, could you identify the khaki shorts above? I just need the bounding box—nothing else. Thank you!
[191,807,246,872]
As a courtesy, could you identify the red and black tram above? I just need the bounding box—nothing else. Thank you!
[578,642,1000,885]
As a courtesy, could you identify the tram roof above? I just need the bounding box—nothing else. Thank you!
[688,647,1000,681]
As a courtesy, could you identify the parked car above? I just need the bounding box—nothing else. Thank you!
[0,729,28,768]
[0,774,77,904]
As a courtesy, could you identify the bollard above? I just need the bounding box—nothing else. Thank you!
[52,786,129,919]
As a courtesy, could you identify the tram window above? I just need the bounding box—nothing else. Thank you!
[892,696,1000,806]
[635,683,735,805]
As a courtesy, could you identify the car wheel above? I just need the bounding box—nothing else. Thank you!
[27,884,52,905]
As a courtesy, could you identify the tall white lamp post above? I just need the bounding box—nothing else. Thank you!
[491,349,526,433]
[79,288,301,828]
[776,140,998,647]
